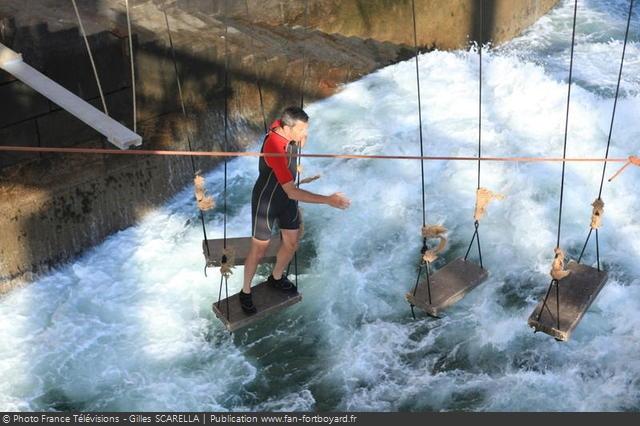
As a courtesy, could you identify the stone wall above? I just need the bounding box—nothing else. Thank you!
[0,0,559,292]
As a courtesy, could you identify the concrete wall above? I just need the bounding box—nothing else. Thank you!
[226,0,558,48]
[0,0,559,292]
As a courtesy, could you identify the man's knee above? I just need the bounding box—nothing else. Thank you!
[250,238,270,258]
[281,232,299,252]
[284,239,298,252]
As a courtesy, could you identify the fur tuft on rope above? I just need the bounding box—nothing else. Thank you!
[220,248,235,277]
[421,225,448,263]
[550,247,571,281]
[194,172,215,211]
[590,197,604,229]
[474,187,505,221]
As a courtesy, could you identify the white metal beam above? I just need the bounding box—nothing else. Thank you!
[0,43,142,150]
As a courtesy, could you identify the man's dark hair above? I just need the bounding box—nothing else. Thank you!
[280,106,309,128]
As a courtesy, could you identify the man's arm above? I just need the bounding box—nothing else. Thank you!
[281,181,350,209]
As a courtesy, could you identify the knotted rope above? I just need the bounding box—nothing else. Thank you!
[550,247,571,281]
[590,198,604,230]
[193,173,215,211]
[421,225,448,263]
[220,248,235,277]
[474,187,505,222]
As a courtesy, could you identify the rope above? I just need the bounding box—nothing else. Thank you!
[299,174,321,184]
[609,155,640,181]
[537,0,579,328]
[550,247,571,280]
[70,0,108,115]
[556,0,578,250]
[411,0,427,229]
[409,0,433,314]
[163,10,196,169]
[421,225,448,263]
[163,6,212,259]
[222,1,229,249]
[477,0,483,191]
[464,0,492,268]
[290,0,309,292]
[299,0,308,111]
[597,0,634,197]
[220,248,235,277]
[589,197,604,229]
[124,0,137,133]
[577,0,634,271]
[194,173,215,211]
[218,0,232,310]
[0,145,630,163]
[244,0,267,133]
[474,188,505,221]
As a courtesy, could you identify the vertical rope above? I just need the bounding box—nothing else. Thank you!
[409,0,431,313]
[71,0,108,115]
[536,0,579,331]
[556,0,579,249]
[124,0,137,133]
[597,0,634,198]
[464,0,485,268]
[578,0,633,269]
[222,0,229,249]
[163,7,211,258]
[245,0,268,133]
[411,0,427,229]
[291,0,308,291]
[299,0,308,110]
[477,0,483,191]
[296,0,308,182]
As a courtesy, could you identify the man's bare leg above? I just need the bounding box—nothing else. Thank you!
[243,238,270,293]
[272,229,300,280]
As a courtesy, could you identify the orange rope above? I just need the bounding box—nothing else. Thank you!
[0,145,630,163]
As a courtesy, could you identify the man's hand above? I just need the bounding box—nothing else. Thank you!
[328,192,351,209]
[282,182,351,209]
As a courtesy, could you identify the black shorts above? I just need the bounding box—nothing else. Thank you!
[251,177,300,241]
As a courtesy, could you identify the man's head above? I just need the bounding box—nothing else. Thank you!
[280,106,309,143]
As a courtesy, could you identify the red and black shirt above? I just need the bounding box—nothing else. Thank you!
[260,119,297,185]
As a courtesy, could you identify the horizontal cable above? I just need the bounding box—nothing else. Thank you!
[0,145,629,163]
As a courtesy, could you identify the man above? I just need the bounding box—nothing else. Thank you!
[240,106,351,314]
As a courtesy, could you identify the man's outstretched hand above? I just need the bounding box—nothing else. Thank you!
[328,192,351,209]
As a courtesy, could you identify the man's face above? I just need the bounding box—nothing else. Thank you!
[284,120,308,143]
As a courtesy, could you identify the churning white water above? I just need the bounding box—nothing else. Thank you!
[1,0,640,412]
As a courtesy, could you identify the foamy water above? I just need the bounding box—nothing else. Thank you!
[1,0,640,411]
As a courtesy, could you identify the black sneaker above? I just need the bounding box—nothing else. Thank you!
[239,290,257,314]
[267,274,297,292]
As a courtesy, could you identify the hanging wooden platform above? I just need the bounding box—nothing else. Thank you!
[406,257,489,317]
[528,260,608,341]
[203,235,281,267]
[0,43,141,149]
[212,281,302,332]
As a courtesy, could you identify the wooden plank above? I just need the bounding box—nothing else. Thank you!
[0,43,141,150]
[406,257,488,317]
[528,260,608,341]
[212,280,302,332]
[203,235,281,267]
